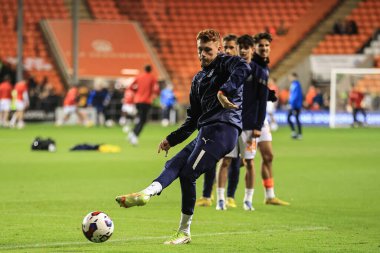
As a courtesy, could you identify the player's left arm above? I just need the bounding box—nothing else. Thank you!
[164,79,200,149]
[253,81,269,131]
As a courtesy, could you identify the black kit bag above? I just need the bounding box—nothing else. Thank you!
[31,137,56,152]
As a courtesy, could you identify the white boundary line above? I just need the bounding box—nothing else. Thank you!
[0,226,329,251]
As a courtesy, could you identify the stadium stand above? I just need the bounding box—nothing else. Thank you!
[355,74,380,94]
[0,0,69,94]
[115,0,337,102]
[313,0,380,55]
[86,0,126,20]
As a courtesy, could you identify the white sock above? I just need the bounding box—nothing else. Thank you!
[142,181,162,196]
[244,188,254,203]
[217,188,225,202]
[265,187,275,199]
[10,114,16,126]
[178,213,192,235]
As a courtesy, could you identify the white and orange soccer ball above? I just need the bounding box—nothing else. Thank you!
[82,211,114,243]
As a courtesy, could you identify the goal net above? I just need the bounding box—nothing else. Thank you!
[330,68,380,128]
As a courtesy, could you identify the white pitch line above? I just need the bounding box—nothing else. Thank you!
[0,226,329,251]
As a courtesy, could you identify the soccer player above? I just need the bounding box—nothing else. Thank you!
[195,34,241,208]
[348,86,366,127]
[120,81,137,132]
[57,85,89,126]
[216,34,267,211]
[115,29,251,245]
[287,73,303,139]
[216,33,290,210]
[253,33,289,206]
[127,65,159,146]
[0,76,13,127]
[9,80,29,129]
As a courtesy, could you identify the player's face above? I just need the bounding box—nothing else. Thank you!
[238,44,254,63]
[254,39,271,59]
[223,40,238,56]
[197,40,220,67]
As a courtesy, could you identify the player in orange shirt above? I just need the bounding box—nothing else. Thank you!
[127,65,159,146]
[0,76,13,127]
[57,85,89,126]
[9,80,29,129]
[349,86,366,127]
[120,81,137,133]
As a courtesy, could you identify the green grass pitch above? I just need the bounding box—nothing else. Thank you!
[0,123,379,252]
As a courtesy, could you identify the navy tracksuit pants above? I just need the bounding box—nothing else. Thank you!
[154,122,239,215]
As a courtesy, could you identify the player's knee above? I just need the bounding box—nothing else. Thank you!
[220,158,231,168]
[262,152,273,163]
[244,159,254,170]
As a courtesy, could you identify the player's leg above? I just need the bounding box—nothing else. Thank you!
[172,151,219,244]
[258,140,290,206]
[226,157,240,208]
[133,103,149,136]
[195,166,215,207]
[115,139,196,208]
[243,158,255,211]
[287,109,297,138]
[352,108,359,125]
[165,123,238,244]
[216,156,232,210]
[360,108,367,125]
[0,107,3,127]
[241,131,257,211]
[294,109,302,138]
[3,110,10,127]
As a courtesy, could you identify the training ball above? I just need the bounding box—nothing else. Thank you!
[82,211,114,243]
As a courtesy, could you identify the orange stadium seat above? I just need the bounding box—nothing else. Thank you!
[61,0,338,102]
[313,0,380,56]
[0,0,70,95]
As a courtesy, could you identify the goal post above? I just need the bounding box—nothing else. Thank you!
[329,68,380,128]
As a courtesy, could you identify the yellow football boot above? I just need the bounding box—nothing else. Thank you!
[195,197,212,207]
[265,197,290,206]
[226,197,237,208]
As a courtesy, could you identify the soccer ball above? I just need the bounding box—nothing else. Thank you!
[82,211,114,243]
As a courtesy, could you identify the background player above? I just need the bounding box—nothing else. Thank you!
[287,73,303,139]
[9,80,29,129]
[216,34,267,211]
[195,34,242,208]
[0,76,13,127]
[253,33,290,206]
[127,65,159,146]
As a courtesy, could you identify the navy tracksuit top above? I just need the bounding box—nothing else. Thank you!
[242,53,270,131]
[167,54,251,147]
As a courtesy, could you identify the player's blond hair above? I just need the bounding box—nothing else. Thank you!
[196,29,220,44]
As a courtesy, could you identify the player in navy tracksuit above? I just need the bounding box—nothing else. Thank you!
[287,72,303,139]
[116,29,251,245]
[216,34,269,210]
[216,33,289,210]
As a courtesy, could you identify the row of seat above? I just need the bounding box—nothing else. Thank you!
[0,0,69,94]
[87,0,126,20]
[115,0,335,101]
[313,0,380,56]
[356,75,380,94]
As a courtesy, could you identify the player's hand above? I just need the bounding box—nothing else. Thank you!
[158,139,171,155]
[217,91,238,109]
[268,89,278,102]
[252,129,261,138]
